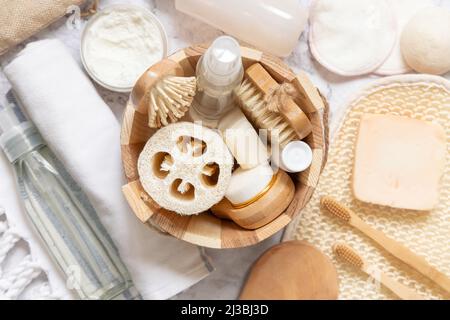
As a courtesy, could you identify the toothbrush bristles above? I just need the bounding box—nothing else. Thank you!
[321,196,351,222]
[333,243,364,269]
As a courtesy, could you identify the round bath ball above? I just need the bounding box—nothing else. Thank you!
[401,7,450,75]
[375,0,435,75]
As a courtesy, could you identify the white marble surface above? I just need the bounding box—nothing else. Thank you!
[0,0,449,300]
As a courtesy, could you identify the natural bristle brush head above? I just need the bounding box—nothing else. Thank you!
[320,196,351,222]
[147,76,197,128]
[333,243,365,269]
[235,79,298,148]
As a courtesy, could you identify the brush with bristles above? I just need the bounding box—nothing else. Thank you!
[322,196,450,294]
[235,63,312,148]
[333,243,423,300]
[131,59,196,128]
[146,76,196,128]
[235,79,297,148]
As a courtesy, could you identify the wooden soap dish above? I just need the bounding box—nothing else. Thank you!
[121,44,329,249]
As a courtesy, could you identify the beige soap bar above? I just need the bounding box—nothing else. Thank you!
[353,114,446,211]
[218,108,269,169]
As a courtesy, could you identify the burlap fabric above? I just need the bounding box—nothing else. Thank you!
[0,0,85,55]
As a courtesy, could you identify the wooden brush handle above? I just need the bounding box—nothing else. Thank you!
[352,216,450,294]
[246,63,312,140]
[364,268,423,300]
[280,99,312,140]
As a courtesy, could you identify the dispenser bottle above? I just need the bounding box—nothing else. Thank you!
[189,36,244,128]
[175,0,309,57]
[0,102,139,300]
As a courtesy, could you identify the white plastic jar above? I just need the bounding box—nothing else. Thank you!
[81,5,168,92]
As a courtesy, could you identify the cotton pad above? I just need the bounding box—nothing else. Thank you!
[401,7,450,75]
[375,0,434,75]
[309,0,396,76]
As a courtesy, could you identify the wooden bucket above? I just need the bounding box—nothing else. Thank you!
[120,44,329,249]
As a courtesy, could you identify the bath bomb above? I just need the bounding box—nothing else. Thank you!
[401,7,450,75]
[375,0,435,75]
[309,0,396,76]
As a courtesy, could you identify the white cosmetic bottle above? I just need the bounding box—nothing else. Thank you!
[175,0,309,57]
[189,36,244,128]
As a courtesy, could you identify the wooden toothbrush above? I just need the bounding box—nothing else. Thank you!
[333,243,424,300]
[321,196,450,294]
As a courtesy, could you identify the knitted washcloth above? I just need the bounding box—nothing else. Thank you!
[284,75,450,300]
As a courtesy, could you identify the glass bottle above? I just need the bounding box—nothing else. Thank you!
[0,102,139,300]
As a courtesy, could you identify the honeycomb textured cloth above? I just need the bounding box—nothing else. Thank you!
[0,0,85,55]
[284,75,450,300]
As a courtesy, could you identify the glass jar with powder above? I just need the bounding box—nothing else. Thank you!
[81,5,168,92]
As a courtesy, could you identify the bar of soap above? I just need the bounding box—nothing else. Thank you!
[353,114,446,211]
[218,107,269,169]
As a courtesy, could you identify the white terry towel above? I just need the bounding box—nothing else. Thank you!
[4,39,211,299]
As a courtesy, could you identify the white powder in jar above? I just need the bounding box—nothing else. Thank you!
[82,6,165,90]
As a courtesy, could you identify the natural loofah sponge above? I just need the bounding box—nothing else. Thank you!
[138,122,234,215]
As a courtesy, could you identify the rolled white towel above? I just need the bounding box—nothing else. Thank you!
[4,39,211,299]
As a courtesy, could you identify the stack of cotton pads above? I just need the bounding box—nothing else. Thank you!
[309,0,435,76]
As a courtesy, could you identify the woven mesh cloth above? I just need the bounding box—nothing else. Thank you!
[284,75,450,300]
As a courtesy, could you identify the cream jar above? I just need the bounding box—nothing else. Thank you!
[81,5,168,92]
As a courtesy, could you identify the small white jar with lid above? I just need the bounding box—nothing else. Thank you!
[81,4,168,92]
[277,141,313,173]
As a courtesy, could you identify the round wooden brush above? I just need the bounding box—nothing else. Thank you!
[322,196,450,294]
[146,76,196,128]
[131,59,196,128]
[334,243,423,300]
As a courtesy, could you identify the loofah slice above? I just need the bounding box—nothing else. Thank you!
[138,122,234,215]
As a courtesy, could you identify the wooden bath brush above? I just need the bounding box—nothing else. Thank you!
[235,63,312,147]
[131,59,196,128]
[240,241,339,300]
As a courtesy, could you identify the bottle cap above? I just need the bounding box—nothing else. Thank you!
[202,36,243,86]
[0,102,44,163]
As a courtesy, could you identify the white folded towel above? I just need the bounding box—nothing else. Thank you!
[4,39,211,299]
